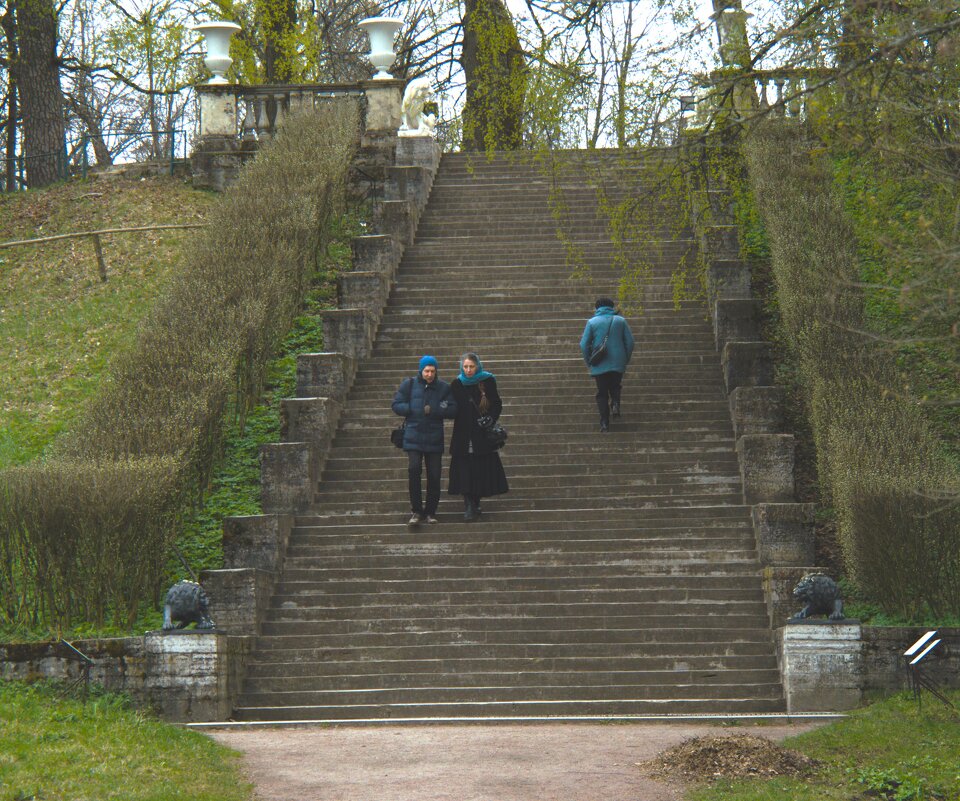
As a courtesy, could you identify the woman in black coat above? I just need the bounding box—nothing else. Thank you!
[448,352,508,521]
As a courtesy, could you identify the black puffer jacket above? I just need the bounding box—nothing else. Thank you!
[392,375,457,453]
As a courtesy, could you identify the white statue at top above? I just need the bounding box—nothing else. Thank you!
[399,77,437,137]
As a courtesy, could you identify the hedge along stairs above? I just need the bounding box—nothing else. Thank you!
[208,145,791,723]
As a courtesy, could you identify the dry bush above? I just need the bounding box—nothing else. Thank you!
[0,101,360,630]
[743,119,960,619]
[0,458,180,629]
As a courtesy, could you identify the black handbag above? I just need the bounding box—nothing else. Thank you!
[390,421,406,448]
[477,415,508,450]
[589,315,616,366]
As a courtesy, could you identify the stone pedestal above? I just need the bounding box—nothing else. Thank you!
[190,136,244,192]
[752,503,815,566]
[361,79,404,132]
[143,631,253,722]
[197,86,237,137]
[386,166,433,210]
[778,623,863,712]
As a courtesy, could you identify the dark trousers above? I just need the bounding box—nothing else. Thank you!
[594,371,623,423]
[407,450,442,515]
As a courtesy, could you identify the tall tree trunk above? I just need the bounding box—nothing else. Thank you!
[461,0,525,152]
[10,0,65,188]
[2,4,18,190]
[261,0,298,82]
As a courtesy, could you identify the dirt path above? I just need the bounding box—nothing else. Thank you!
[208,721,826,801]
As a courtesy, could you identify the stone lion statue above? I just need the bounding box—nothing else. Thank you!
[162,580,215,631]
[400,77,437,137]
[790,573,845,621]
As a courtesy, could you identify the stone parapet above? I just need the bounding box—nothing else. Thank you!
[201,568,275,636]
[360,79,404,132]
[321,309,375,360]
[338,270,391,313]
[714,298,761,351]
[721,341,774,393]
[700,224,740,259]
[351,235,400,278]
[737,434,796,503]
[705,258,752,307]
[861,627,960,693]
[190,136,246,192]
[386,166,433,212]
[0,634,253,722]
[778,623,863,712]
[260,442,317,513]
[296,352,354,402]
[729,385,785,438]
[281,396,342,448]
[396,135,441,172]
[378,199,416,246]
[752,502,815,566]
[222,514,293,573]
[762,566,820,628]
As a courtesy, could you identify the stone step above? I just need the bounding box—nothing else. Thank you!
[238,676,785,711]
[232,695,785,721]
[243,654,777,684]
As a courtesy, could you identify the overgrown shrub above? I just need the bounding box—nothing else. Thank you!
[0,102,360,630]
[743,119,960,619]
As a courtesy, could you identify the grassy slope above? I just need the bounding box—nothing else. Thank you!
[0,680,253,801]
[688,691,960,801]
[0,177,216,466]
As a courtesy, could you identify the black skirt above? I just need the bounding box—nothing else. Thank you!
[448,452,509,498]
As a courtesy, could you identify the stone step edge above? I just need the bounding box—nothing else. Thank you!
[187,711,843,728]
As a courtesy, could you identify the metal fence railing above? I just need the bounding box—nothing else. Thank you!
[2,128,188,191]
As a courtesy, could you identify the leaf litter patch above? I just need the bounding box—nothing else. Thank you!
[642,734,818,783]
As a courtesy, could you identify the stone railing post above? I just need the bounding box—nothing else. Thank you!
[778,623,863,712]
[192,85,243,191]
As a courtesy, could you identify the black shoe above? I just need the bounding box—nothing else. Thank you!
[600,420,609,433]
[611,401,621,417]
[463,495,479,522]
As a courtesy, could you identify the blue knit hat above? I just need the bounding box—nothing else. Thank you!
[419,355,438,371]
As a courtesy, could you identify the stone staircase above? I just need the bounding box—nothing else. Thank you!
[232,150,786,722]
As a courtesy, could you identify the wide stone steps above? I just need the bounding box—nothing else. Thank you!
[233,149,783,722]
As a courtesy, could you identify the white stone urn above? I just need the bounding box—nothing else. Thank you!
[193,21,241,84]
[358,17,404,80]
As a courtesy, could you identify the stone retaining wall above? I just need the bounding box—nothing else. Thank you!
[0,633,254,722]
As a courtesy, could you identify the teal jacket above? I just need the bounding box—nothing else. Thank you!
[580,306,635,376]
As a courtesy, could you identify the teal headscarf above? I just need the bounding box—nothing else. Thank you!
[458,353,495,386]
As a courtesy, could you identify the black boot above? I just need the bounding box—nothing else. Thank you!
[611,385,622,417]
[599,417,609,433]
[472,495,482,516]
[463,495,479,522]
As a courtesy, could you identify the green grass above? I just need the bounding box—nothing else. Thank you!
[0,177,217,467]
[0,680,253,801]
[687,692,960,801]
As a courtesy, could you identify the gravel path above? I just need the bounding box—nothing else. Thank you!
[208,721,826,801]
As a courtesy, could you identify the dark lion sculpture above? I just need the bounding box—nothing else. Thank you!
[162,580,215,631]
[790,573,845,621]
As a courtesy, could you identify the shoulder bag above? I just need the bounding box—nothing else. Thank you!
[475,382,508,450]
[589,314,617,366]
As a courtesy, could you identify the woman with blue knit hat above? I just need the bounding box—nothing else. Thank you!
[392,355,457,525]
[448,352,509,522]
